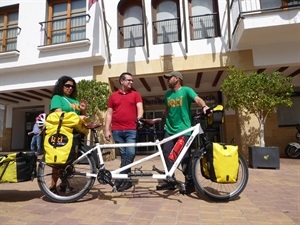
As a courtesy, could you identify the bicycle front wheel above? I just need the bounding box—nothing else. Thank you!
[192,153,249,201]
[37,149,97,203]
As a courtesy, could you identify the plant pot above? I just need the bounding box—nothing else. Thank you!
[248,146,280,169]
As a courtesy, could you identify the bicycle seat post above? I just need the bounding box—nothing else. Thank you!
[92,129,99,143]
[151,124,158,141]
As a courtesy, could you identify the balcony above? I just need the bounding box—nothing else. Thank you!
[153,18,181,44]
[189,13,220,40]
[38,14,91,51]
[230,0,300,50]
[118,23,144,48]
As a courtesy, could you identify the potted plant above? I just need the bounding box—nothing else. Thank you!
[221,67,294,169]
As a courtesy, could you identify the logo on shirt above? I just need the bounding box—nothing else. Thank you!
[69,103,80,111]
[167,96,183,107]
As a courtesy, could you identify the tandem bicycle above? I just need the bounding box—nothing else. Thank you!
[37,106,249,203]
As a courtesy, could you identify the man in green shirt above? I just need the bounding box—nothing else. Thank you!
[157,71,209,194]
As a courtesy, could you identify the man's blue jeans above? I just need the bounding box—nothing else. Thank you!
[31,135,42,154]
[112,130,137,174]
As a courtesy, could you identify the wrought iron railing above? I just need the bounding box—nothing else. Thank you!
[189,13,220,40]
[118,23,144,48]
[230,0,300,35]
[152,18,181,44]
[39,14,90,46]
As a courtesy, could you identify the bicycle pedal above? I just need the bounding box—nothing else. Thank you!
[112,186,118,192]
[166,176,177,184]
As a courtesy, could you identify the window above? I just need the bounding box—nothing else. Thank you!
[152,0,181,44]
[41,0,86,45]
[286,0,300,6]
[260,0,300,9]
[0,5,19,52]
[188,0,220,40]
[260,0,282,9]
[278,96,300,126]
[118,0,144,48]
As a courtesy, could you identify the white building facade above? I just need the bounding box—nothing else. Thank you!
[0,0,299,156]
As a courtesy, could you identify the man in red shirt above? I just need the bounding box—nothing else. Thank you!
[104,72,144,191]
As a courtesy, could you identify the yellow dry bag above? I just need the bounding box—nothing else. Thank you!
[201,142,239,183]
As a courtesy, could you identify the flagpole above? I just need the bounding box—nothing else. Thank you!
[101,0,111,63]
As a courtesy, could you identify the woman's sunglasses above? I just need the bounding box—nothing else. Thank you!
[64,84,74,89]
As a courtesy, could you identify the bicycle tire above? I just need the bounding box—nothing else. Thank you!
[192,152,249,201]
[37,149,96,203]
[285,145,300,158]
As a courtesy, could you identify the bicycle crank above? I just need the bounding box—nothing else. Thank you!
[97,169,113,185]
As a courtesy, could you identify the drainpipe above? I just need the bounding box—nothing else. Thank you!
[142,0,149,58]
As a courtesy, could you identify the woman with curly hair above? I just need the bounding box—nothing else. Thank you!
[49,76,87,193]
[50,76,87,117]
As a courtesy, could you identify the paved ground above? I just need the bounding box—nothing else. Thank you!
[0,155,299,225]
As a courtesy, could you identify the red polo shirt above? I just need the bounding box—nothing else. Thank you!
[108,89,143,130]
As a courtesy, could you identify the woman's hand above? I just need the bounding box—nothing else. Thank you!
[79,99,87,111]
[79,115,88,121]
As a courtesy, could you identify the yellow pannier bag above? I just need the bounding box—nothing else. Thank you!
[45,111,88,135]
[201,142,239,183]
[44,112,88,164]
[0,152,37,183]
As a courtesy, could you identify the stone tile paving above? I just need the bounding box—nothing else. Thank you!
[0,156,299,225]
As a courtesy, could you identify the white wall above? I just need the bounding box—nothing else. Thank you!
[0,0,103,71]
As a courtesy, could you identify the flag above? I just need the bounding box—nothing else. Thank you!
[88,0,98,10]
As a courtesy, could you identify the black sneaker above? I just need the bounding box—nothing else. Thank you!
[156,182,176,190]
[180,183,195,194]
[59,184,73,193]
[118,180,133,192]
[50,186,58,194]
[114,179,124,189]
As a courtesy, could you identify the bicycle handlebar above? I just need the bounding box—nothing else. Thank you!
[193,104,217,121]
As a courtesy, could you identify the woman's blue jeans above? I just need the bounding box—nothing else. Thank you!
[112,130,137,174]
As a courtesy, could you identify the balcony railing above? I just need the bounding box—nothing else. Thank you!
[119,23,144,48]
[230,0,300,35]
[153,18,181,44]
[0,26,21,53]
[189,13,220,40]
[39,14,90,46]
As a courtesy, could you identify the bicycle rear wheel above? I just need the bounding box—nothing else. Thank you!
[37,149,96,203]
[192,152,248,201]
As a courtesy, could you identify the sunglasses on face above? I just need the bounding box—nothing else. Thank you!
[64,84,74,89]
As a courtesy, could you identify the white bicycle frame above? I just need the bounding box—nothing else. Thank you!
[73,122,205,181]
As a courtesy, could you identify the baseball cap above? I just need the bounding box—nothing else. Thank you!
[164,71,183,80]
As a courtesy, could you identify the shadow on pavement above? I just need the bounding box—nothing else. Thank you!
[0,190,43,202]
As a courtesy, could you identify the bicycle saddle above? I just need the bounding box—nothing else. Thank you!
[85,123,102,129]
[140,118,162,125]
